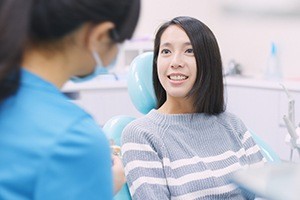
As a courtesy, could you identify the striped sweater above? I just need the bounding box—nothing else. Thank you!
[121,109,266,200]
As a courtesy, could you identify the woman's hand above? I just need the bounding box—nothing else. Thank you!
[112,155,126,194]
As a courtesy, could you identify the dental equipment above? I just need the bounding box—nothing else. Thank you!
[280,84,300,161]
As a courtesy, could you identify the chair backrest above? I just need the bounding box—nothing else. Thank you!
[249,130,281,163]
[102,52,155,200]
[103,52,281,199]
[127,51,156,114]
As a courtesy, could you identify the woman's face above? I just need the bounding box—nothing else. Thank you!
[157,25,197,101]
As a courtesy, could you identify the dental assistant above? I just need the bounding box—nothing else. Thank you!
[0,0,140,199]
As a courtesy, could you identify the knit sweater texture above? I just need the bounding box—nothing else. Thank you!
[121,109,266,200]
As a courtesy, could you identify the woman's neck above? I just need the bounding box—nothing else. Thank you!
[158,97,195,114]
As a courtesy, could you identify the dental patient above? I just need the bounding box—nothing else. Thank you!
[121,16,266,200]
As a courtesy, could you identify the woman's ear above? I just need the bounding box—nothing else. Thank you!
[87,22,115,52]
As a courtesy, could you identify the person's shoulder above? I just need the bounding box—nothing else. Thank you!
[48,100,98,137]
[122,115,153,137]
[57,98,91,119]
[125,115,151,128]
[15,82,97,135]
[215,111,247,132]
[47,104,105,149]
[42,91,95,125]
[20,80,91,121]
[122,111,159,144]
[124,110,158,131]
[65,115,108,148]
[217,111,243,123]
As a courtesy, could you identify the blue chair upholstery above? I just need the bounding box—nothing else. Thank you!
[103,52,281,199]
[249,130,281,163]
[103,116,135,200]
[102,52,155,200]
[127,52,156,114]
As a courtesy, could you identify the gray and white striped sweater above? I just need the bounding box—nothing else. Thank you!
[121,109,266,200]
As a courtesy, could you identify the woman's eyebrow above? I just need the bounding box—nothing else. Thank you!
[160,42,171,47]
[183,42,192,46]
[160,42,192,47]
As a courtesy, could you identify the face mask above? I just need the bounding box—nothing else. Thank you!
[71,50,118,83]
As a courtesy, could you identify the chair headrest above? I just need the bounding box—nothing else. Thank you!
[127,52,157,114]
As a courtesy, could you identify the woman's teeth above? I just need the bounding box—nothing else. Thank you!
[169,75,188,80]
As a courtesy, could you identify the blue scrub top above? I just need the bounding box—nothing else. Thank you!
[0,69,113,200]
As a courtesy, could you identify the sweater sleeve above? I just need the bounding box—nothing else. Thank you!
[228,113,266,167]
[242,130,267,166]
[121,123,170,200]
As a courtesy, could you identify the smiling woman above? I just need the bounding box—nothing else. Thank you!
[156,25,197,111]
[121,16,266,200]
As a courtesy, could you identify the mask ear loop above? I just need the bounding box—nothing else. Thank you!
[91,50,103,66]
[92,49,121,81]
[110,44,124,81]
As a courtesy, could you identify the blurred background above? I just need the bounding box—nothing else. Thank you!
[132,0,300,79]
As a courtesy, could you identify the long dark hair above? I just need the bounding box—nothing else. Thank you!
[0,0,140,103]
[153,16,225,114]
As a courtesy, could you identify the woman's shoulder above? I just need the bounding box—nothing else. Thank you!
[217,111,243,123]
[123,117,153,137]
[124,109,159,129]
[122,110,162,143]
[215,111,247,133]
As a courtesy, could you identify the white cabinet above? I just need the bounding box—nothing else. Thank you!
[112,40,153,74]
[62,79,142,126]
[225,77,300,160]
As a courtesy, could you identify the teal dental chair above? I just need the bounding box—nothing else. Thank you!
[103,52,281,200]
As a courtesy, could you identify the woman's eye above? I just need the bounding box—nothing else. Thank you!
[160,49,171,54]
[185,48,194,54]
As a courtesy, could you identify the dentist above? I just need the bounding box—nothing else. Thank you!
[0,0,140,199]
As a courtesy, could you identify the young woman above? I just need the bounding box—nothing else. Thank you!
[122,16,266,199]
[0,0,139,199]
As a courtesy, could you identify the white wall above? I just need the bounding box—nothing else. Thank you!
[133,0,300,79]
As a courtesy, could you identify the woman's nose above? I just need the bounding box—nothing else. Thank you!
[170,54,184,68]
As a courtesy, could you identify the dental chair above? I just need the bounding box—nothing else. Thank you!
[103,52,281,200]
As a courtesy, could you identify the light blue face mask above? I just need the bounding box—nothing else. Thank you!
[71,50,117,83]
